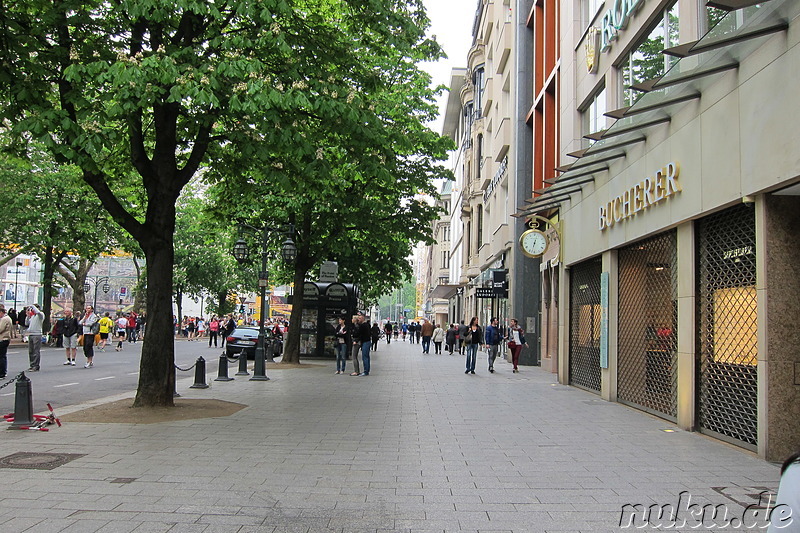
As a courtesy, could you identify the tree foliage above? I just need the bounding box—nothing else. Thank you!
[0,0,450,396]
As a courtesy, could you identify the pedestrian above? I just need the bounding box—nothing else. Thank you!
[186,317,195,340]
[127,311,138,343]
[464,316,484,375]
[78,305,99,368]
[25,304,45,371]
[401,322,408,341]
[484,317,502,373]
[370,322,381,351]
[415,322,422,344]
[458,320,469,355]
[383,321,392,344]
[431,323,444,354]
[98,312,114,351]
[208,316,220,347]
[196,317,206,338]
[507,318,529,373]
[61,308,80,365]
[420,318,434,354]
[349,314,362,376]
[356,314,372,376]
[8,308,18,339]
[768,451,800,533]
[408,321,417,344]
[221,314,235,347]
[445,323,458,354]
[0,306,12,378]
[115,314,127,351]
[334,317,351,375]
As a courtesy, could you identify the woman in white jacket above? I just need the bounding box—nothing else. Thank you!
[431,324,445,355]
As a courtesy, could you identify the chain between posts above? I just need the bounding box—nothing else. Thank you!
[0,372,23,391]
[174,362,197,372]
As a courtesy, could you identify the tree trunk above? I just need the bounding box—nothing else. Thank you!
[175,288,183,334]
[41,246,55,334]
[281,264,309,364]
[133,242,175,407]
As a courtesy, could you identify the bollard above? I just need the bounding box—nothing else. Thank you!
[9,373,34,429]
[190,356,209,389]
[215,353,233,381]
[236,351,249,376]
[173,365,180,397]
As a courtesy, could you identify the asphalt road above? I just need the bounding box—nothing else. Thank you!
[1,337,228,415]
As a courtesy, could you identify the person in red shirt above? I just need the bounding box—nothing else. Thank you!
[126,312,138,343]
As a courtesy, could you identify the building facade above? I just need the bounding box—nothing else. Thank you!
[514,0,800,460]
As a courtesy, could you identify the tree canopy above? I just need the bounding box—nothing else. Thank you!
[0,0,451,399]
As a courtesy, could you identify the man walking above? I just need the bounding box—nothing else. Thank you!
[420,318,434,354]
[25,304,45,371]
[349,314,362,376]
[0,307,12,378]
[458,320,469,355]
[61,308,80,365]
[357,314,372,376]
[485,317,502,373]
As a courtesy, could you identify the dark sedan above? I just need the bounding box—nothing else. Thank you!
[225,327,272,359]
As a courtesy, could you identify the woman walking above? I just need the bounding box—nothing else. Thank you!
[464,317,484,375]
[507,318,529,373]
[432,324,445,354]
[334,317,351,375]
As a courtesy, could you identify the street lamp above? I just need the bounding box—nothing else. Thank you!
[84,276,111,310]
[232,223,296,381]
[13,260,22,312]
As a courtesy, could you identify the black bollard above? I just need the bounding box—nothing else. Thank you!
[235,351,249,376]
[9,373,34,429]
[173,365,180,397]
[215,353,233,381]
[190,356,209,389]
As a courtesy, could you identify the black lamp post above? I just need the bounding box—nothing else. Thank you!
[233,223,297,381]
[13,260,22,311]
[84,276,111,310]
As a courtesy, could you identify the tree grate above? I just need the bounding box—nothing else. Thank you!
[618,230,678,420]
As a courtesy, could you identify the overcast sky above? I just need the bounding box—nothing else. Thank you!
[420,0,476,133]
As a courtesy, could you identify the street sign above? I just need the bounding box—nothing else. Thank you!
[258,279,269,287]
[320,261,338,283]
[119,287,127,296]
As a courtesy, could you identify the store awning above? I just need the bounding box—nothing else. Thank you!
[429,284,465,300]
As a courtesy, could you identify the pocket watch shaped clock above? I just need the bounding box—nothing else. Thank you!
[519,229,549,258]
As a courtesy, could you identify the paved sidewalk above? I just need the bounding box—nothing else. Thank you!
[0,340,781,532]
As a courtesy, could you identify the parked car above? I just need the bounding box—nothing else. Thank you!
[225,327,272,359]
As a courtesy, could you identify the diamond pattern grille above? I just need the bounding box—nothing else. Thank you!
[569,257,602,392]
[618,230,678,419]
[697,204,758,448]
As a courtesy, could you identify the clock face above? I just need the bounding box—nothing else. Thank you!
[520,229,549,258]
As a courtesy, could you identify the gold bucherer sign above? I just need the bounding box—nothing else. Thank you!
[599,162,681,231]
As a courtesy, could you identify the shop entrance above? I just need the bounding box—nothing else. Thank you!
[697,204,758,449]
[617,230,678,420]
[569,257,602,393]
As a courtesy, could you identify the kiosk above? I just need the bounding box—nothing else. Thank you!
[288,282,361,358]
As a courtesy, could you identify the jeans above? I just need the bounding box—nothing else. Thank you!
[0,339,9,376]
[28,335,42,369]
[208,331,218,347]
[487,344,499,370]
[336,343,347,372]
[350,344,361,374]
[433,341,442,354]
[361,341,371,374]
[421,336,431,353]
[465,343,478,372]
[509,342,523,369]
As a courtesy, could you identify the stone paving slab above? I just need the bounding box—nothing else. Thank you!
[0,340,780,532]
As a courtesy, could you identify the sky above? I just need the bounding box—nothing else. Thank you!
[420,0,476,134]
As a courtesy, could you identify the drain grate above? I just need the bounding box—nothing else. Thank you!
[0,452,85,471]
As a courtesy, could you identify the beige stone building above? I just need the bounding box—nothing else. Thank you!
[514,0,800,460]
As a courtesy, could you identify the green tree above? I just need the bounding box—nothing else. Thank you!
[0,149,114,331]
[1,0,446,405]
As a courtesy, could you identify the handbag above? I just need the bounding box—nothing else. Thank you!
[91,320,100,335]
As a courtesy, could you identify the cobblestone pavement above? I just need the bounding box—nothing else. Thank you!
[0,339,781,532]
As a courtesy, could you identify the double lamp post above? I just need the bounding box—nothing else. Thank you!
[232,223,297,381]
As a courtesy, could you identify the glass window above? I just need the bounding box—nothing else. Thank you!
[583,0,604,28]
[620,1,679,107]
[582,86,607,145]
[473,66,485,115]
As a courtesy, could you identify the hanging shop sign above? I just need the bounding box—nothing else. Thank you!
[598,162,681,231]
[600,0,644,52]
[475,288,495,299]
[483,155,508,202]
